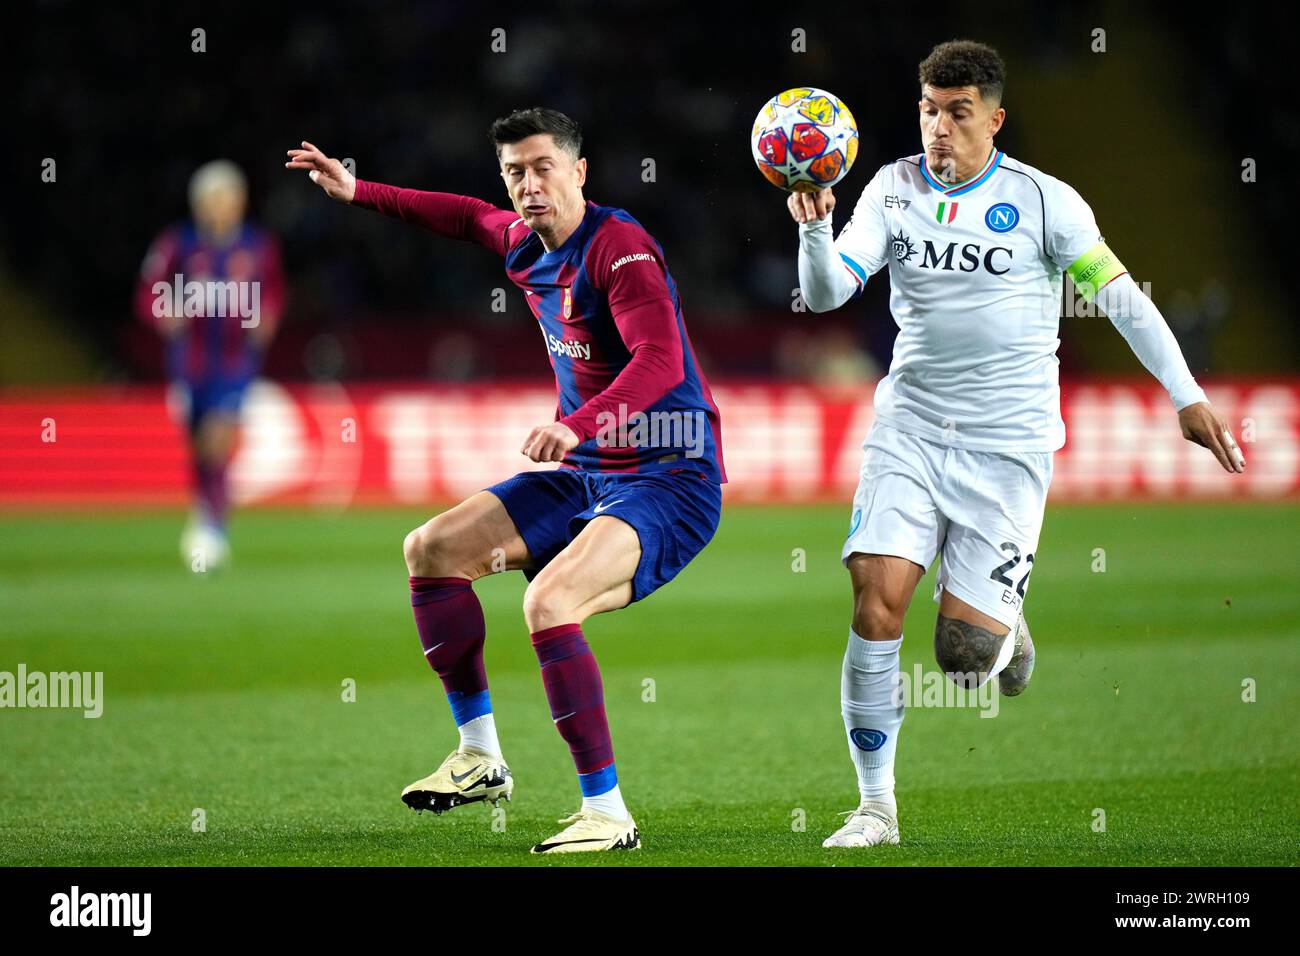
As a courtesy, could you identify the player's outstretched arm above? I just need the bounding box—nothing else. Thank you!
[1091,272,1245,474]
[285,141,355,202]
[287,139,518,254]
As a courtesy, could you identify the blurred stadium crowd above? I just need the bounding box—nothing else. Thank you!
[6,1,1296,385]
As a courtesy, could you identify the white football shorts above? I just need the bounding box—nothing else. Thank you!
[841,420,1053,629]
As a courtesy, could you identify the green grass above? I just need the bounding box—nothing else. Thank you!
[0,503,1296,866]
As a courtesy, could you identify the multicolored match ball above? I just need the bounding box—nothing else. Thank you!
[751,87,859,192]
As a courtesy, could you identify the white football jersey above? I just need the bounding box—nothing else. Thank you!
[831,150,1103,451]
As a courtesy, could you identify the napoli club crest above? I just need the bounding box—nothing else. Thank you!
[985,202,1020,233]
[850,728,887,751]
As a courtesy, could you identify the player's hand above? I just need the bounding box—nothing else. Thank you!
[521,423,580,463]
[788,187,835,224]
[1178,401,1245,474]
[284,141,356,203]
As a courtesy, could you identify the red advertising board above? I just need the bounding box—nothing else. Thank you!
[1,381,1295,506]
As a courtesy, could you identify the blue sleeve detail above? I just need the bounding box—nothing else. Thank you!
[840,253,867,298]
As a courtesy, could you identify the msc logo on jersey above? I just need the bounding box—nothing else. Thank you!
[916,240,1014,275]
[891,230,917,263]
[985,202,1020,233]
[893,230,1012,275]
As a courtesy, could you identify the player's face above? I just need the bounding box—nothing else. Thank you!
[918,84,1005,181]
[192,186,246,238]
[499,134,587,232]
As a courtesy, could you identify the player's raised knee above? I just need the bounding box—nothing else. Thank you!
[403,520,458,577]
[933,614,1004,688]
[402,525,428,575]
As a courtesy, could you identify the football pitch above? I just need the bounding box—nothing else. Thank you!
[1,502,1296,867]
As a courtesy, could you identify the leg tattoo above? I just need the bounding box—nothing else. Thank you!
[934,614,1005,689]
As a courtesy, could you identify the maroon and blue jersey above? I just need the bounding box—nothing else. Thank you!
[135,221,285,384]
[353,182,726,483]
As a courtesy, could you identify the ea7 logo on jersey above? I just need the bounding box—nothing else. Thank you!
[918,240,1013,276]
[884,195,911,210]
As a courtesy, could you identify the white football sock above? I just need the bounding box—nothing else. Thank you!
[458,713,502,758]
[582,783,629,820]
[841,629,904,815]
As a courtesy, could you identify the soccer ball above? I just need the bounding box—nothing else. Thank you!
[751,87,859,192]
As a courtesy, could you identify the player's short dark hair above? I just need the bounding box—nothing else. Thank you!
[918,40,1006,106]
[489,107,583,161]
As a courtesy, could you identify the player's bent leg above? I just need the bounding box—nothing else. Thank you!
[522,515,643,854]
[400,491,532,817]
[930,446,1050,698]
[403,490,532,581]
[824,553,924,849]
[933,589,1013,690]
[521,514,640,630]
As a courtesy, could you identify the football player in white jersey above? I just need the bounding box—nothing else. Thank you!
[790,39,1246,848]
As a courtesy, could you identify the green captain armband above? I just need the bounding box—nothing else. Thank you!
[1066,242,1127,302]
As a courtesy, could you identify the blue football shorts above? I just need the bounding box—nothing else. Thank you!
[486,466,722,603]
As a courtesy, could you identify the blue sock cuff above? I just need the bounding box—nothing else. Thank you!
[578,762,618,797]
[447,689,492,726]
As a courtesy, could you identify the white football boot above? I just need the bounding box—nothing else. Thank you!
[997,611,1035,697]
[181,516,229,572]
[530,807,640,854]
[401,747,513,815]
[822,801,900,848]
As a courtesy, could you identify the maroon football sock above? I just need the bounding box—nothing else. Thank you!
[409,577,491,723]
[530,623,615,776]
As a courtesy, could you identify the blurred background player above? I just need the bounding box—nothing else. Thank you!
[134,160,284,569]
